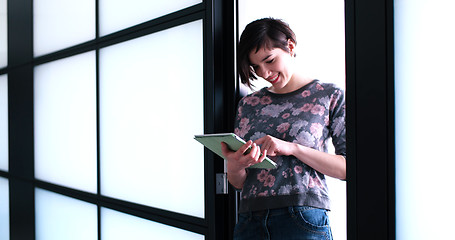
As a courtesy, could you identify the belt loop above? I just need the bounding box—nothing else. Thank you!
[288,206,295,217]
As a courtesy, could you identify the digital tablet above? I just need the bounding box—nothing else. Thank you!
[194,133,277,169]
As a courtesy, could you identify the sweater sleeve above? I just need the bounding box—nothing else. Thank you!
[329,88,346,158]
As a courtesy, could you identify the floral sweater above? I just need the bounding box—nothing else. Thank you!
[234,80,346,213]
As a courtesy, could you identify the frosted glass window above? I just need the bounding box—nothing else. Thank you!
[238,1,346,239]
[35,188,97,240]
[34,52,97,193]
[101,207,204,240]
[0,0,6,67]
[100,20,204,218]
[0,75,7,171]
[34,0,95,56]
[0,178,9,240]
[395,1,455,239]
[99,0,202,36]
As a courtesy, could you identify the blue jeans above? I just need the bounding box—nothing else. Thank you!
[234,206,333,240]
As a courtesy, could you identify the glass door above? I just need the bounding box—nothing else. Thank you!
[5,0,235,239]
[237,1,346,239]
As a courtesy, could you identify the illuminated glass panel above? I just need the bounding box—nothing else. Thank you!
[34,0,95,56]
[100,20,204,218]
[99,0,202,36]
[0,75,7,171]
[34,52,97,193]
[0,0,6,67]
[35,188,97,240]
[101,207,204,240]
[395,1,455,239]
[0,177,8,240]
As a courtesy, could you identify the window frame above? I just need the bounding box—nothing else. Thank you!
[345,0,396,239]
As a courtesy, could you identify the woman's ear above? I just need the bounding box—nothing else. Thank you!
[287,39,296,57]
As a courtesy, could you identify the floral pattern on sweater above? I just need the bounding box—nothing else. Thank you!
[234,80,346,213]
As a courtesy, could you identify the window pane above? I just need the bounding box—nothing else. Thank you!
[395,1,455,239]
[0,0,6,67]
[99,0,202,36]
[101,207,205,240]
[0,75,7,171]
[100,20,204,218]
[34,52,97,193]
[0,177,9,240]
[35,188,97,240]
[34,0,95,56]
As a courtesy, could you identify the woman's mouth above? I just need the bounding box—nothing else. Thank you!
[268,73,279,84]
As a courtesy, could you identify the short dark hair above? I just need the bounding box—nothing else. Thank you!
[237,18,297,88]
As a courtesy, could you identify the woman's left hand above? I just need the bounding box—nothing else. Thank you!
[254,135,295,157]
[255,134,346,180]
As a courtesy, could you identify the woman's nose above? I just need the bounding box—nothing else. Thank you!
[258,67,271,79]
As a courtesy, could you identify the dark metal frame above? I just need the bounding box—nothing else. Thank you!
[345,0,396,239]
[3,0,237,239]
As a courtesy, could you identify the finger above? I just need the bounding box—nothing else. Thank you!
[237,140,254,156]
[267,146,277,156]
[220,142,229,154]
[254,137,265,145]
[250,143,261,160]
[258,149,267,162]
[261,141,271,155]
[240,143,258,167]
[243,143,256,160]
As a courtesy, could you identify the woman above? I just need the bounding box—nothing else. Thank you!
[221,18,346,240]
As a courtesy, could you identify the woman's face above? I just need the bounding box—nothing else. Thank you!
[248,41,296,92]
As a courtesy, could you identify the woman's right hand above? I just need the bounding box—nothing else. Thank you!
[220,140,267,189]
[221,140,267,171]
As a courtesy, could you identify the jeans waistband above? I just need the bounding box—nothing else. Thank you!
[245,206,317,217]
